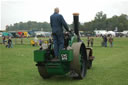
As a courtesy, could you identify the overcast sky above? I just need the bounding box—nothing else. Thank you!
[1,0,128,30]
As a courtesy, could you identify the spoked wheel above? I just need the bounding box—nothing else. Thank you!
[71,42,87,79]
[37,63,51,79]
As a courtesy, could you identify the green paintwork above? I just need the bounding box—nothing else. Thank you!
[45,50,73,75]
[69,34,77,46]
[34,50,46,62]
[34,49,72,75]
[59,49,73,62]
[46,63,70,75]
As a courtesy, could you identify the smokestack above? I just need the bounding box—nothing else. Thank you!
[73,13,80,41]
[73,13,79,36]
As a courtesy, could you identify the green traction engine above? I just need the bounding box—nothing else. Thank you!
[34,13,95,79]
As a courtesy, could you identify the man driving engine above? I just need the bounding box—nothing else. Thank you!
[50,7,69,59]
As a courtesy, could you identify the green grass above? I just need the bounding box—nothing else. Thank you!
[0,37,128,85]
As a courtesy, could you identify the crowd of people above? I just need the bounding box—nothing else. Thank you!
[101,35,114,47]
[2,36,13,48]
[30,36,48,47]
[2,35,114,49]
[86,35,114,48]
[87,37,94,47]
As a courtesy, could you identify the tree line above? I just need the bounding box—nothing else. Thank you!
[6,21,51,31]
[6,11,128,32]
[79,11,128,32]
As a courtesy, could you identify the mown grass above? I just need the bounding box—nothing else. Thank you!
[0,37,128,85]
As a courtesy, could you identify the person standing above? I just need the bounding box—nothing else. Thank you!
[8,37,12,48]
[101,35,105,47]
[90,37,94,47]
[109,35,114,47]
[39,39,43,50]
[3,36,6,44]
[104,35,107,47]
[87,36,90,47]
[39,39,42,46]
[50,8,69,58]
[34,36,38,46]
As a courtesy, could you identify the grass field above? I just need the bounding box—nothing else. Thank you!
[0,37,128,85]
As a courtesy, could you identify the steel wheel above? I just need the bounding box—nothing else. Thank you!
[87,60,92,69]
[37,63,50,79]
[71,42,87,79]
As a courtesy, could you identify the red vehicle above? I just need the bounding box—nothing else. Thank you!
[17,32,24,37]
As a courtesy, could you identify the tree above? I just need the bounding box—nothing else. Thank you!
[95,11,107,21]
[94,11,107,30]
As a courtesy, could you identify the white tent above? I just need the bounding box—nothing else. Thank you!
[106,31,116,36]
[35,31,45,36]
[122,31,128,35]
[94,30,107,36]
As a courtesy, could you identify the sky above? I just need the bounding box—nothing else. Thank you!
[1,0,128,30]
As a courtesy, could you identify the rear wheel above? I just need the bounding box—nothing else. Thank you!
[37,63,51,79]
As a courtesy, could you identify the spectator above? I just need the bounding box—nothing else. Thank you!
[109,35,114,47]
[3,36,6,44]
[87,36,90,47]
[104,35,107,47]
[34,36,38,46]
[31,40,35,46]
[101,35,105,47]
[90,37,94,47]
[39,39,42,46]
[8,37,12,48]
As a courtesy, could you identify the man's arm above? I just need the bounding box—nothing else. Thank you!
[60,15,69,31]
[50,16,52,27]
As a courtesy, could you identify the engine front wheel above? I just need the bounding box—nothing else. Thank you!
[87,60,92,69]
